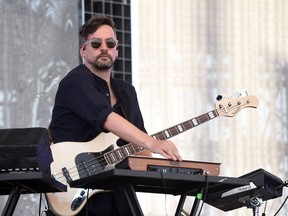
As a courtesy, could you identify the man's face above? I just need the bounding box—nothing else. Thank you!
[81,25,118,71]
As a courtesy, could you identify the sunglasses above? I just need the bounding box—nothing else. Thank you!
[83,38,118,49]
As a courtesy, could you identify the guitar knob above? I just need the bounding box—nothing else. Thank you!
[216,95,223,101]
[80,190,85,196]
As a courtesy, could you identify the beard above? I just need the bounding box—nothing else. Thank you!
[90,53,114,71]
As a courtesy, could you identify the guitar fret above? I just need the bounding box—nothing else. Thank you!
[197,115,205,123]
[131,144,137,154]
[132,145,143,154]
[124,146,131,155]
[127,145,134,155]
[204,113,211,122]
[118,147,127,158]
[113,152,119,162]
[104,154,112,164]
[109,152,116,163]
[152,134,160,140]
[183,121,192,129]
[130,145,135,154]
[169,126,178,136]
[158,132,166,140]
[103,154,108,164]
[205,113,210,121]
[181,123,186,130]
[131,144,136,153]
[116,149,123,159]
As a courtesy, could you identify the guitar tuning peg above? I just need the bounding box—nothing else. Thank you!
[234,92,242,97]
[216,95,223,101]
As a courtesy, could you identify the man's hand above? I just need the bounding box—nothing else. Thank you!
[146,138,182,161]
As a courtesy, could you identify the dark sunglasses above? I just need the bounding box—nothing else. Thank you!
[83,38,118,49]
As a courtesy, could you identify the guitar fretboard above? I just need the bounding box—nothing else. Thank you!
[151,110,219,140]
[104,110,219,165]
[104,143,144,165]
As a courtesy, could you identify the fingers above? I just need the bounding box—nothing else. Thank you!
[154,140,182,161]
[164,141,182,161]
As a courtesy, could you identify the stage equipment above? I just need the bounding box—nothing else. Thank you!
[0,127,52,174]
[0,127,65,216]
[205,168,284,216]
[116,155,221,176]
[69,167,249,216]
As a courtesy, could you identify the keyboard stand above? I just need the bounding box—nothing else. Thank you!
[0,172,66,216]
[70,168,249,216]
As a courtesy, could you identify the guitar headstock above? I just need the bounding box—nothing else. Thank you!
[215,95,259,117]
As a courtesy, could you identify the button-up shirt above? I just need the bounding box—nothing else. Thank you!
[51,64,146,147]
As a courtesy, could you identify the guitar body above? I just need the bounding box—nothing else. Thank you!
[46,133,118,216]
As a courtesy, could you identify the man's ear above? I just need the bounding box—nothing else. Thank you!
[80,45,86,57]
[115,46,119,58]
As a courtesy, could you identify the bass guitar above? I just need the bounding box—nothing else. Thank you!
[46,95,259,216]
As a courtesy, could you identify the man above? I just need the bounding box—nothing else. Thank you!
[50,15,182,215]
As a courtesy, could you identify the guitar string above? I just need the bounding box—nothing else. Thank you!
[53,100,250,183]
[57,143,145,183]
[54,143,142,184]
[71,144,142,180]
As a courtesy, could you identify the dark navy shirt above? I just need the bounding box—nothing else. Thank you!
[50,64,146,146]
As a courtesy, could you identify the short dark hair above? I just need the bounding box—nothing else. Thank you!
[79,15,117,44]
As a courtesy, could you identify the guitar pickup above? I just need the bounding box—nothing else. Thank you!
[62,167,72,184]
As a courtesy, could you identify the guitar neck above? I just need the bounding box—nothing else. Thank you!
[151,109,219,140]
[104,109,219,164]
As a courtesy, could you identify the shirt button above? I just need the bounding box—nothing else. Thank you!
[106,93,109,96]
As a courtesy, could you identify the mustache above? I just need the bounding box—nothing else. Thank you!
[96,56,111,62]
[99,51,110,56]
